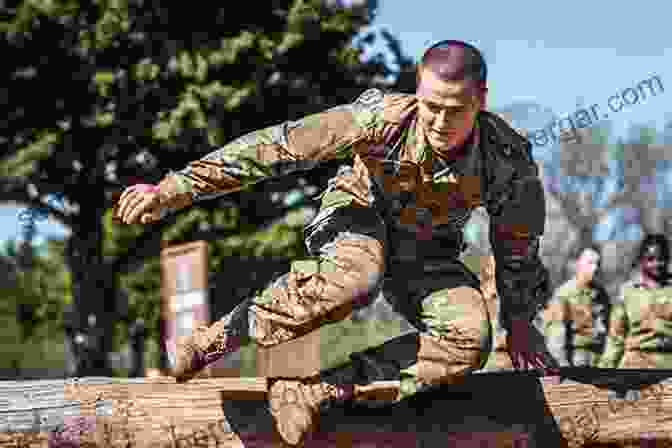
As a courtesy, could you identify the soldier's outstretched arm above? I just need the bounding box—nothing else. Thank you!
[115,89,389,224]
[150,90,385,215]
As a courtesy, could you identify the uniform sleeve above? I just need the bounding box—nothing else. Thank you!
[488,148,552,334]
[543,291,570,366]
[154,89,386,213]
[597,299,627,368]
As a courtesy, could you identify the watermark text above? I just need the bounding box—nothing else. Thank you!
[527,74,664,149]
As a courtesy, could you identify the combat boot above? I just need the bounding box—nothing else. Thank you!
[268,379,354,446]
[268,378,401,446]
[170,318,231,383]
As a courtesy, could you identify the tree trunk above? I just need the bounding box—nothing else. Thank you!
[64,214,117,377]
[128,319,146,378]
[639,203,665,236]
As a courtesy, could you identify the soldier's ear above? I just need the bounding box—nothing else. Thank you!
[478,85,488,110]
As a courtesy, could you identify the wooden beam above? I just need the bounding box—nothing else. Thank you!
[1,369,672,447]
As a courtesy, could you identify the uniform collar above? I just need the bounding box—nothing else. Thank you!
[631,271,672,288]
[568,277,595,291]
[420,121,481,178]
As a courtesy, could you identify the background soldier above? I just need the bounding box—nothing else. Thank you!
[599,234,672,369]
[542,246,611,367]
[115,40,558,446]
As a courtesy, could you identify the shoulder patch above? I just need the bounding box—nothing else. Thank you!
[512,127,528,139]
[354,88,384,108]
[352,88,385,128]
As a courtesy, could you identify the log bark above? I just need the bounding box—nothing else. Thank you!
[1,368,672,447]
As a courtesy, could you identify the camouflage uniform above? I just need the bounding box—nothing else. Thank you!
[480,299,546,372]
[542,279,611,367]
[473,255,510,371]
[480,290,514,371]
[478,255,544,372]
[155,88,551,396]
[598,274,672,369]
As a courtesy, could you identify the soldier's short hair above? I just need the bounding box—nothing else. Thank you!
[577,244,602,262]
[635,233,670,266]
[416,40,487,89]
[574,244,602,277]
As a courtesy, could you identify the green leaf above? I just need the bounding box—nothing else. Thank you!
[96,111,115,127]
[1,0,405,374]
[0,132,59,177]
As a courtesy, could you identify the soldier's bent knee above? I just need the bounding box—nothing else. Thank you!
[304,204,387,289]
[420,286,493,372]
[248,205,388,347]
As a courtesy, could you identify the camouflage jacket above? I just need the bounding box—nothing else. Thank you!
[542,279,611,367]
[154,88,551,332]
[598,273,672,368]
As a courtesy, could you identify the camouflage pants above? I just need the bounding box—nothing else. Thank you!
[211,202,492,401]
[569,348,603,367]
[480,348,514,372]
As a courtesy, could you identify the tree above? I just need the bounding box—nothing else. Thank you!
[0,237,71,378]
[0,0,410,375]
[538,120,672,296]
[495,99,672,296]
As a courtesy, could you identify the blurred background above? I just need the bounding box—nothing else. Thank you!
[1,0,671,378]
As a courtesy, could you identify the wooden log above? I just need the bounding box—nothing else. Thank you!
[1,369,672,447]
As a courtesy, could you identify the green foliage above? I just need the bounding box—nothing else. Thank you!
[627,124,658,146]
[102,207,145,257]
[119,256,161,341]
[0,238,71,373]
[1,0,407,374]
[0,131,59,178]
[114,209,307,354]
[2,0,394,210]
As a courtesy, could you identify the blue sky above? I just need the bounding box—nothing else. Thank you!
[1,0,671,243]
[360,0,672,135]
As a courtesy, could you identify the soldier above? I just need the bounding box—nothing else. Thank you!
[115,40,558,446]
[598,234,672,369]
[542,246,611,367]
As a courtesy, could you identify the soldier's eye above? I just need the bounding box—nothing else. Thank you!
[423,101,441,113]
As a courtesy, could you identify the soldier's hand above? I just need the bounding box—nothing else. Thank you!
[507,318,560,376]
[114,184,163,224]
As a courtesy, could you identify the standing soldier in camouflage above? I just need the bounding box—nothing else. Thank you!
[599,234,672,369]
[115,40,558,446]
[542,246,611,367]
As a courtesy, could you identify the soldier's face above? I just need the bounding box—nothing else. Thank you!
[641,244,668,279]
[576,249,600,282]
[416,68,485,151]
